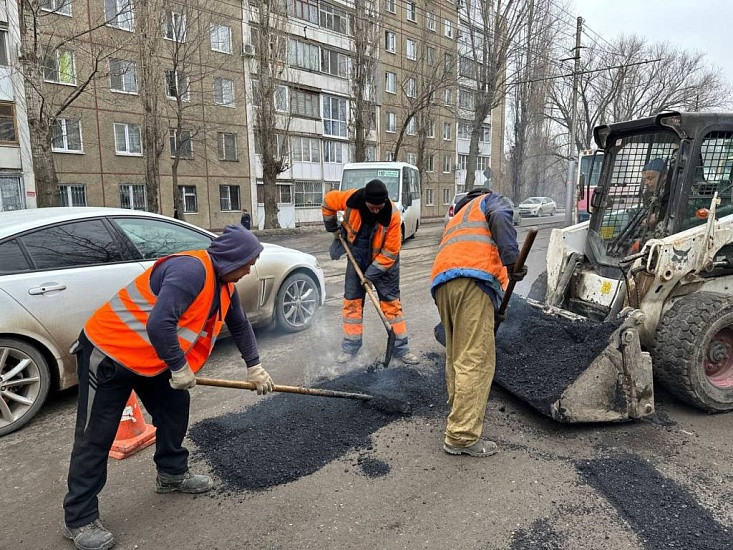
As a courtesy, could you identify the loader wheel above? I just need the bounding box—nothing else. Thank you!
[652,292,733,412]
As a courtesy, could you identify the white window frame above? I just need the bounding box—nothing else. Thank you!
[426,11,436,31]
[458,121,471,140]
[444,88,452,106]
[319,2,350,35]
[40,0,71,16]
[290,88,320,118]
[425,187,434,206]
[114,122,142,156]
[406,38,416,61]
[427,119,435,138]
[213,77,235,107]
[294,180,324,208]
[105,0,134,31]
[443,122,452,141]
[169,128,193,159]
[165,69,189,101]
[322,95,348,138]
[51,117,83,153]
[219,184,241,211]
[406,152,416,165]
[210,24,232,53]
[406,77,417,98]
[443,188,451,205]
[386,112,396,133]
[385,71,396,94]
[274,85,288,112]
[163,11,186,42]
[406,1,416,22]
[457,154,468,170]
[426,154,434,172]
[218,132,238,161]
[385,31,396,54]
[119,183,146,210]
[385,0,395,14]
[59,184,87,206]
[444,19,453,39]
[443,155,451,173]
[480,124,491,143]
[406,117,417,135]
[109,58,137,94]
[178,185,198,213]
[323,140,344,164]
[290,136,321,163]
[43,50,76,85]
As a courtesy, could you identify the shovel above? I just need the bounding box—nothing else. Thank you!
[196,377,373,402]
[495,227,538,334]
[337,233,396,367]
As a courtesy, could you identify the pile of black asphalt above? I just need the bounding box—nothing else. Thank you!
[189,361,448,492]
[494,297,621,416]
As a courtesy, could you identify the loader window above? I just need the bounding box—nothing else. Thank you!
[682,131,733,230]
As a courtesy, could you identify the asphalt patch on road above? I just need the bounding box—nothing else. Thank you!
[508,517,567,550]
[189,362,448,491]
[495,297,621,416]
[577,454,733,549]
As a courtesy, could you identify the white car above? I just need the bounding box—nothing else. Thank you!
[0,208,326,436]
[518,196,557,217]
[444,192,521,226]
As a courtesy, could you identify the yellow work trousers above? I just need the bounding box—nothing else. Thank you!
[435,278,495,447]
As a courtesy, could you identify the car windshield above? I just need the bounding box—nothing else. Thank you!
[341,168,400,201]
[523,198,542,204]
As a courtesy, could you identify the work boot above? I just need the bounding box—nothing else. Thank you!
[155,471,214,494]
[443,439,498,458]
[336,351,356,364]
[398,352,420,365]
[62,519,115,550]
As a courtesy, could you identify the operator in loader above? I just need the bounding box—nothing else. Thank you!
[641,158,669,229]
[322,179,419,365]
[62,225,274,550]
[430,187,525,457]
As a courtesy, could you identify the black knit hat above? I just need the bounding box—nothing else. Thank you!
[363,179,389,204]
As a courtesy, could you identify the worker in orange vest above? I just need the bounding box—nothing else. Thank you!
[62,225,273,550]
[322,179,419,365]
[430,188,526,458]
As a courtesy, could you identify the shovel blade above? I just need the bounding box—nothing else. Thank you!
[384,329,396,367]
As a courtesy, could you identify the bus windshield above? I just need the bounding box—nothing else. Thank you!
[340,168,401,202]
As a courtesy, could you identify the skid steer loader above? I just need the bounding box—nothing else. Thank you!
[497,112,733,422]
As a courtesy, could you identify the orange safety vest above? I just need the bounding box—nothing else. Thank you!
[322,189,401,273]
[84,250,233,376]
[430,196,509,290]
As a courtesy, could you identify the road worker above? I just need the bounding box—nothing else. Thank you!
[322,178,419,365]
[62,224,274,550]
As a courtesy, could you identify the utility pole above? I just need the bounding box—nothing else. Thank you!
[564,16,583,226]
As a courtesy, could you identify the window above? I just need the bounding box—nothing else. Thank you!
[426,11,436,31]
[40,0,71,16]
[210,24,232,53]
[294,181,323,207]
[115,217,212,259]
[0,28,7,66]
[457,154,467,170]
[169,129,192,158]
[51,117,82,152]
[406,39,416,61]
[218,132,238,161]
[114,122,142,155]
[289,39,320,71]
[477,156,489,171]
[480,124,491,143]
[385,150,394,162]
[406,117,417,135]
[250,79,261,107]
[385,31,396,53]
[165,69,189,101]
[321,48,350,78]
[323,95,347,138]
[365,144,377,161]
[290,88,320,118]
[119,184,146,210]
[406,1,416,22]
[386,111,396,133]
[406,152,416,165]
[290,136,320,162]
[425,188,434,206]
[459,88,475,110]
[43,50,76,84]
[59,184,87,207]
[323,140,344,163]
[385,0,395,13]
[178,185,197,213]
[109,58,137,93]
[443,122,452,140]
[163,11,186,41]
[256,180,292,204]
[273,85,288,111]
[444,88,452,106]
[443,188,451,205]
[443,155,451,173]
[253,133,288,157]
[320,3,349,35]
[293,0,318,24]
[460,55,478,79]
[385,71,396,94]
[427,119,435,138]
[213,77,235,107]
[406,77,416,98]
[426,154,434,172]
[105,0,133,31]
[444,19,454,38]
[444,53,454,73]
[427,46,436,66]
[458,121,471,140]
[219,185,241,211]
[0,103,17,144]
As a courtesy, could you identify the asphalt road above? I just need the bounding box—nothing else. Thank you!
[2,214,732,550]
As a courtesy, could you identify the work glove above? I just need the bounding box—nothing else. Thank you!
[169,363,196,390]
[247,364,274,395]
[508,264,528,282]
[362,278,375,292]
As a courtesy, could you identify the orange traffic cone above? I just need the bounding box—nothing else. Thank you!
[109,391,156,460]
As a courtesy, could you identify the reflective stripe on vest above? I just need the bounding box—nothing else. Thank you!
[83,250,233,376]
[430,196,508,289]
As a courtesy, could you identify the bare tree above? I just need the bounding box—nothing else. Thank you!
[350,0,378,162]
[17,0,133,206]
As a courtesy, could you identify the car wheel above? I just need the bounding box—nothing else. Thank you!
[0,338,51,437]
[274,272,320,333]
[552,207,557,216]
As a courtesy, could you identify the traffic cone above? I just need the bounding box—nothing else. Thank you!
[109,391,156,460]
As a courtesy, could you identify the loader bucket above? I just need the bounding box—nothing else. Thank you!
[494,298,654,423]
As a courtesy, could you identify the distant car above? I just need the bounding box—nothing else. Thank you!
[0,207,326,436]
[518,196,557,217]
[444,192,521,226]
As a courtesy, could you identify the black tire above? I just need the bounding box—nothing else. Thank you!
[527,270,548,302]
[652,292,733,412]
[274,272,320,333]
[0,338,51,437]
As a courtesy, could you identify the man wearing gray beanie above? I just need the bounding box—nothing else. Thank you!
[322,179,419,365]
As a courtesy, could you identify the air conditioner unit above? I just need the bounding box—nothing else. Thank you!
[242,43,255,57]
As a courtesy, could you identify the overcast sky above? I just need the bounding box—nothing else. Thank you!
[571,0,733,84]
